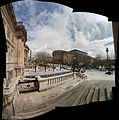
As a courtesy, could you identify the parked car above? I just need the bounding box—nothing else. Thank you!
[80,67,86,73]
[105,71,112,75]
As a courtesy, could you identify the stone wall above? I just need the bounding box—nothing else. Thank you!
[1,4,29,86]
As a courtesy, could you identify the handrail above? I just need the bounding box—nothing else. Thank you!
[3,76,20,97]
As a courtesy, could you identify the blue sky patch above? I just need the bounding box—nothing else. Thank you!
[12,0,115,58]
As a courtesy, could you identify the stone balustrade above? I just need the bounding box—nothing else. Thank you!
[12,79,114,119]
[36,72,85,92]
[6,68,16,86]
[3,77,20,107]
[2,72,87,107]
[36,73,73,91]
[76,73,87,80]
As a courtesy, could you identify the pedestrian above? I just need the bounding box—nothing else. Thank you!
[35,64,36,72]
[80,67,86,73]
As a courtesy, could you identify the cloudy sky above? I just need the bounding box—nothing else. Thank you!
[12,0,115,58]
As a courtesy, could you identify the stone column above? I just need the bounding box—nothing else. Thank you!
[112,22,118,59]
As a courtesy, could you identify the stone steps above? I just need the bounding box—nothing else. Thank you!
[14,80,114,119]
[91,87,100,102]
[41,81,113,107]
[106,87,113,100]
[63,84,87,106]
[77,87,91,105]
[99,88,106,101]
[55,82,113,106]
[73,86,91,106]
[45,85,77,106]
[85,87,95,104]
[54,81,86,106]
[54,89,77,106]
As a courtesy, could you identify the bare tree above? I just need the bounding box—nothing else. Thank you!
[34,51,52,72]
[92,54,104,68]
[95,54,104,60]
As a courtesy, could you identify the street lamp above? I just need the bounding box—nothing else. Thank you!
[106,48,109,60]
[106,48,110,70]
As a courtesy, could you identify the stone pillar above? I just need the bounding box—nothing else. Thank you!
[35,76,41,92]
[112,22,118,59]
[73,72,76,80]
[15,67,22,76]
[112,22,119,104]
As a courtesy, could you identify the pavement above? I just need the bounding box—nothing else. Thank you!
[85,69,115,81]
[14,77,81,113]
[13,69,115,116]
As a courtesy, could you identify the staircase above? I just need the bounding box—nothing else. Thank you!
[13,80,114,119]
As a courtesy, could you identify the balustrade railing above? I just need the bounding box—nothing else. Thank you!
[6,68,17,87]
[3,77,20,107]
[36,72,87,91]
[3,79,18,95]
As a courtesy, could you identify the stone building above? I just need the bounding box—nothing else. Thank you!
[52,49,94,67]
[24,43,30,67]
[52,50,67,64]
[1,4,29,87]
[15,22,28,76]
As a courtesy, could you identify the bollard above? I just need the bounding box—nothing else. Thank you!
[73,72,76,80]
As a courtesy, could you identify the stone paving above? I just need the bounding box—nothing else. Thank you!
[85,69,115,81]
[14,77,81,113]
[13,69,115,118]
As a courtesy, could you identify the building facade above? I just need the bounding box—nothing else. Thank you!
[52,49,94,67]
[15,22,28,76]
[24,43,30,67]
[1,4,29,87]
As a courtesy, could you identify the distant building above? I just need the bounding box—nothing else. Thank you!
[52,49,94,67]
[1,4,29,86]
[52,50,67,64]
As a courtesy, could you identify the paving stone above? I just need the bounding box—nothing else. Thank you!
[13,70,115,119]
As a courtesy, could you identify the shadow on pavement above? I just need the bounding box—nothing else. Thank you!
[29,99,118,120]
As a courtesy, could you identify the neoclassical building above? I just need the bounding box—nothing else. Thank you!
[1,4,29,87]
[24,43,30,67]
[52,49,94,67]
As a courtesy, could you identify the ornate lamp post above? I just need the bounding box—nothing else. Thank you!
[106,48,110,69]
[106,48,109,60]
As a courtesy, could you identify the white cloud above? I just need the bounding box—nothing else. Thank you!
[87,36,114,58]
[12,1,115,58]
